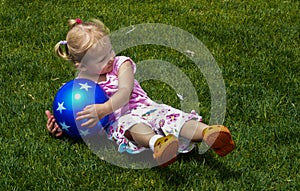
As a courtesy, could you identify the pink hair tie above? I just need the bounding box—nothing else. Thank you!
[75,18,82,24]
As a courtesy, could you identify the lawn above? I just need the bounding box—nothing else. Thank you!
[0,0,299,190]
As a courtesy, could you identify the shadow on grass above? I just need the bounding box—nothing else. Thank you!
[56,134,242,183]
[152,148,242,185]
[57,134,158,169]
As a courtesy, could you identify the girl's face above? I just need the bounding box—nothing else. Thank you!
[80,37,115,75]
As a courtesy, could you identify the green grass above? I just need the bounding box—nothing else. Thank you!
[1,0,299,190]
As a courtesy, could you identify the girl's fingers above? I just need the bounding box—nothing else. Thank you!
[51,126,57,134]
[76,110,89,118]
[76,114,87,121]
[55,130,63,137]
[84,105,93,110]
[45,110,63,137]
[47,118,58,132]
[76,112,94,121]
[80,120,91,127]
[52,125,59,134]
[47,118,53,131]
[50,123,63,137]
[77,105,95,116]
[81,118,97,127]
[45,110,52,119]
[89,121,98,128]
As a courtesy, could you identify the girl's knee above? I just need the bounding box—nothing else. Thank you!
[125,123,154,140]
[127,123,155,147]
[129,123,153,134]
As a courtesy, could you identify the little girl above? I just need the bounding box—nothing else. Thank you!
[46,18,235,167]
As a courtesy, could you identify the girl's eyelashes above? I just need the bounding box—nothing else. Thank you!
[96,49,114,64]
[99,57,106,63]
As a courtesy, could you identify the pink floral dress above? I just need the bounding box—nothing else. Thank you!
[98,56,202,154]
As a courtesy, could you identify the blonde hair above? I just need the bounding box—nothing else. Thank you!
[54,18,110,63]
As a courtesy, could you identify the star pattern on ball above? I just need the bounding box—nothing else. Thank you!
[59,121,70,131]
[79,82,92,91]
[80,129,90,136]
[53,79,109,138]
[56,102,66,114]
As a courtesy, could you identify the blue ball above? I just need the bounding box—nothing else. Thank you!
[53,79,109,138]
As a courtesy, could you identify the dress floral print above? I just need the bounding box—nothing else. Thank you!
[99,56,202,154]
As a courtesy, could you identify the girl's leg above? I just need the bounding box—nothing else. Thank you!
[127,123,156,148]
[127,123,179,167]
[180,120,235,156]
[180,120,209,142]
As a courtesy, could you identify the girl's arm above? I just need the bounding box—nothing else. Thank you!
[107,60,134,112]
[76,61,134,127]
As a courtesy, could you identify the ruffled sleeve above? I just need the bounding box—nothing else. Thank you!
[113,56,136,75]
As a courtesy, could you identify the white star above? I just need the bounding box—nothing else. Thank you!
[80,129,90,136]
[56,102,66,114]
[79,82,92,91]
[59,121,70,131]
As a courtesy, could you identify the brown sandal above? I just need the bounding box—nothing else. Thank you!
[203,125,235,157]
[153,134,179,167]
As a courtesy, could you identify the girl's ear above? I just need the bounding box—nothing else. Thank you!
[75,62,87,71]
[75,62,80,68]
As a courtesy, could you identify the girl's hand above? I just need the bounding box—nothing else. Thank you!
[45,110,63,137]
[76,103,111,128]
[76,61,134,128]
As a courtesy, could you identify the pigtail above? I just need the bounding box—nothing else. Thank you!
[57,18,110,63]
[54,41,70,61]
[68,19,77,28]
[68,18,83,28]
